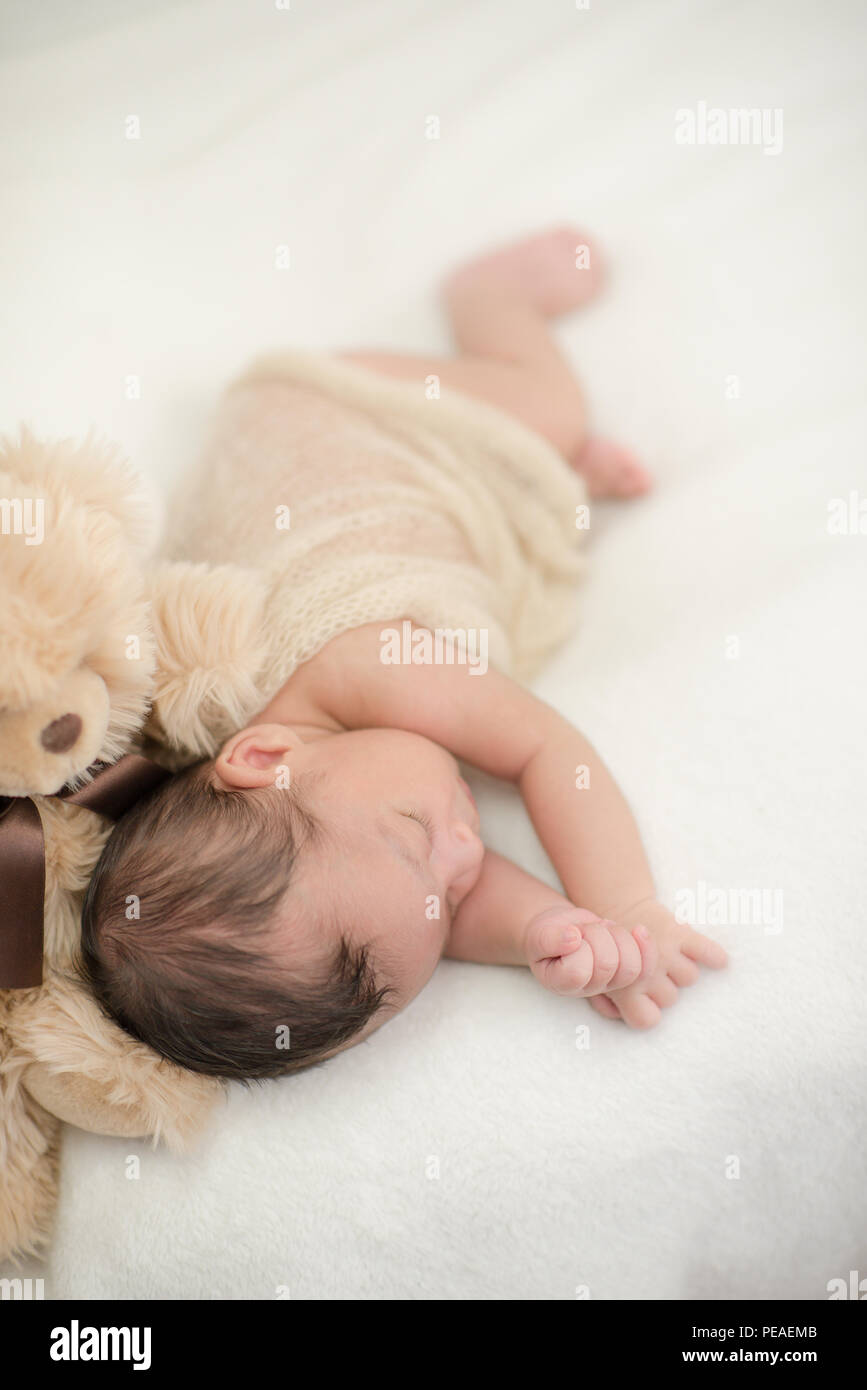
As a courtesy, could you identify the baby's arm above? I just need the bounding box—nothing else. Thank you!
[447,848,657,998]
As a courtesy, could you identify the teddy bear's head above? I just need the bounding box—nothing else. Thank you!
[0,430,157,797]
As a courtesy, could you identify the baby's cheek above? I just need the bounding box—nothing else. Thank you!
[387,900,449,1005]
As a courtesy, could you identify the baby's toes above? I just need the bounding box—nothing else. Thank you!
[572,437,653,499]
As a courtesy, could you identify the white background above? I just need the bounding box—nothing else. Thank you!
[2,0,865,1299]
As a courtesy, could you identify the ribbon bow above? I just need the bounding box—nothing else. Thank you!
[0,753,172,989]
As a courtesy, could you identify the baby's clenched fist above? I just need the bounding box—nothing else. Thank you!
[524,905,657,998]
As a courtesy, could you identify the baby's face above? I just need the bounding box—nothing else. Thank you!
[215,724,485,1017]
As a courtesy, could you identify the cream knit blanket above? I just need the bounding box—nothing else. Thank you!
[163,352,586,714]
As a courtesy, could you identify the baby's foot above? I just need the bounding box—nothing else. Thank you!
[444,226,604,317]
[525,905,657,998]
[572,435,653,499]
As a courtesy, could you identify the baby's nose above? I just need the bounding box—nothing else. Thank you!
[40,713,82,754]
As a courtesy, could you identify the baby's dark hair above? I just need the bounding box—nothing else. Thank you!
[80,760,390,1081]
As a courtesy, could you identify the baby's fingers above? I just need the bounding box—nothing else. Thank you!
[589,993,622,1021]
[666,956,700,988]
[600,922,661,989]
[525,905,605,966]
[617,993,663,1030]
[562,922,655,996]
[537,939,596,994]
[633,922,659,980]
[682,930,728,969]
[527,909,659,999]
[593,923,655,992]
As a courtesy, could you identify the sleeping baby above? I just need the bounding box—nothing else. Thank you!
[81,227,727,1080]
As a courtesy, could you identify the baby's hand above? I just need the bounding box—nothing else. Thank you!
[588,899,728,1029]
[524,905,658,998]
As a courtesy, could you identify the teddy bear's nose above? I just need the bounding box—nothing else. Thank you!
[40,713,83,754]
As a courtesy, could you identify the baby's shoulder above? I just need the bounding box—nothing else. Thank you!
[271,622,394,731]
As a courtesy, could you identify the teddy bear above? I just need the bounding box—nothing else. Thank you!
[0,429,272,1262]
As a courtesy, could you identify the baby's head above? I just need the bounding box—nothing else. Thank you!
[81,723,484,1080]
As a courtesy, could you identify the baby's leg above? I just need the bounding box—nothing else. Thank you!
[343,227,651,498]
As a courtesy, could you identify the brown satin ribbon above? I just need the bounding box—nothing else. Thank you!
[0,753,172,989]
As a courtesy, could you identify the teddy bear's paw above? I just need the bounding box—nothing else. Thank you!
[0,1061,61,1262]
[11,975,225,1148]
[145,560,271,758]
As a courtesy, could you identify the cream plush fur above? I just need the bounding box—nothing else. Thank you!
[0,433,271,1261]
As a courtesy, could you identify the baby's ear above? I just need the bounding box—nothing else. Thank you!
[144,561,271,757]
[216,724,300,787]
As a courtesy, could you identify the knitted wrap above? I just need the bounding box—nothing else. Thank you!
[162,352,587,720]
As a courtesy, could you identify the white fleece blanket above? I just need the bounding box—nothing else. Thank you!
[2,0,865,1300]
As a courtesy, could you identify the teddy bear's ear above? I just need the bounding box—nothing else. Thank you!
[0,427,158,557]
[144,560,271,757]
